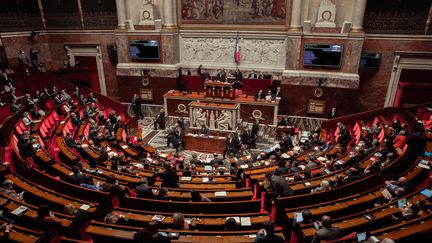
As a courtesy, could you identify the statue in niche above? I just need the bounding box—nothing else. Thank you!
[194,108,207,127]
[139,0,156,25]
[216,110,232,130]
[315,0,336,28]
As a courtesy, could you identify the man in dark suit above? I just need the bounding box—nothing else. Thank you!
[189,154,202,165]
[279,134,294,151]
[161,164,179,188]
[217,69,227,82]
[173,127,184,152]
[131,94,143,120]
[255,220,284,243]
[234,68,243,81]
[71,112,81,126]
[65,133,80,148]
[255,90,265,100]
[241,128,250,147]
[199,124,210,136]
[273,86,282,100]
[327,107,338,119]
[270,171,294,197]
[248,70,258,79]
[223,133,236,159]
[311,215,341,243]
[154,108,166,130]
[337,122,351,149]
[202,69,210,81]
[69,166,85,185]
[135,177,154,199]
[406,125,427,164]
[251,120,259,138]
[211,153,223,166]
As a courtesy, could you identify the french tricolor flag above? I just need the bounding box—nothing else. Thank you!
[234,34,240,64]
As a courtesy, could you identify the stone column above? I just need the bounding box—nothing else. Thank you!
[115,0,126,29]
[163,0,176,28]
[351,0,367,33]
[289,0,302,31]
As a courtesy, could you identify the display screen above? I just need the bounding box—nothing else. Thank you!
[359,53,381,69]
[129,40,160,60]
[303,43,343,67]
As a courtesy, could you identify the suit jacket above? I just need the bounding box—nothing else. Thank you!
[251,123,259,138]
[202,72,210,81]
[162,169,179,188]
[271,175,294,197]
[69,173,85,185]
[280,136,293,150]
[311,227,341,243]
[255,92,265,100]
[65,136,77,148]
[211,158,224,166]
[135,184,154,199]
[273,90,282,99]
[71,116,81,126]
[189,158,202,165]
[156,112,165,123]
[327,111,338,119]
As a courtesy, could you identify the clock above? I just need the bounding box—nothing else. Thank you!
[321,10,332,21]
[142,10,151,20]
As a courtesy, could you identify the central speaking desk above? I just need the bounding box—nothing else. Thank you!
[184,133,226,153]
[164,90,279,125]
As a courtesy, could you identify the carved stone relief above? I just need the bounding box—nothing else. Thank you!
[181,37,286,67]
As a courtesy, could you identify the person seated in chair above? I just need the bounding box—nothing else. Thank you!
[255,220,283,243]
[311,215,340,243]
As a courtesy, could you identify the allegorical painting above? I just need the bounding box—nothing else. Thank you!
[180,0,287,25]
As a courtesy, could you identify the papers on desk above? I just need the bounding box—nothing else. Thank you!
[108,151,117,158]
[152,215,165,222]
[80,204,90,211]
[294,212,303,222]
[374,152,383,158]
[304,182,311,186]
[317,157,327,162]
[264,161,270,166]
[215,191,227,197]
[418,163,430,170]
[240,217,251,226]
[252,162,260,167]
[11,205,28,215]
[180,177,192,181]
[81,144,88,148]
[335,160,344,165]
[381,188,393,200]
[240,164,249,169]
[202,177,209,182]
[121,145,129,149]
[298,165,306,170]
[132,163,143,169]
[204,165,212,171]
[281,153,291,159]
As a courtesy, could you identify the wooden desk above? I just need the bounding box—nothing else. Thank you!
[185,134,226,153]
[204,81,234,99]
[164,91,279,125]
